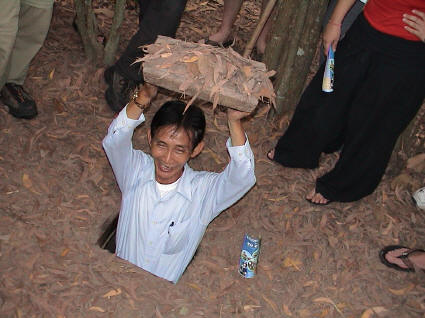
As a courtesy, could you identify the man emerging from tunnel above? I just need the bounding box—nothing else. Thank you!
[102,84,256,283]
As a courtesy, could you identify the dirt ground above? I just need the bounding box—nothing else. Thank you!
[1,1,425,317]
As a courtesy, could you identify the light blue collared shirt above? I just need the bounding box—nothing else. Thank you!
[102,107,256,283]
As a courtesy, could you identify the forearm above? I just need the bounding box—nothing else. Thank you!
[103,107,145,191]
[323,0,357,53]
[228,119,246,146]
[329,0,357,24]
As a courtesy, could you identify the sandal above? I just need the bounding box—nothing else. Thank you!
[379,245,425,272]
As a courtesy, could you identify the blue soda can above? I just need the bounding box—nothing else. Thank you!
[322,46,334,93]
[239,234,261,278]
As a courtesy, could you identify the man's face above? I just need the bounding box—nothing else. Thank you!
[148,125,203,184]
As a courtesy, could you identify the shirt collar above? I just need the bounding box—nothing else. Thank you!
[144,161,193,202]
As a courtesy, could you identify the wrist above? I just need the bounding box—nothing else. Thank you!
[131,89,150,110]
[328,20,342,27]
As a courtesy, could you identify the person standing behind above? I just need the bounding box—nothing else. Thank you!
[206,0,273,58]
[0,0,53,119]
[268,0,425,204]
[104,0,188,112]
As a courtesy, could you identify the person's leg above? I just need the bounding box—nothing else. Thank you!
[138,0,152,24]
[272,33,367,170]
[105,0,187,112]
[5,3,53,85]
[255,0,274,55]
[0,0,19,90]
[316,54,425,202]
[208,0,243,43]
[0,1,52,119]
[115,0,188,82]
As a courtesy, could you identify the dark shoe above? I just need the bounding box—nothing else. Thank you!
[0,83,38,119]
[379,245,425,272]
[204,38,234,48]
[104,67,136,112]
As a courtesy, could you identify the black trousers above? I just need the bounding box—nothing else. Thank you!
[273,14,425,202]
[115,0,188,82]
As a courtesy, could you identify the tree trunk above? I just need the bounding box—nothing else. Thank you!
[104,0,126,65]
[74,0,126,64]
[264,0,328,115]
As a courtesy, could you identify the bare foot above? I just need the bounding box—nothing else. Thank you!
[208,30,231,43]
[267,149,275,160]
[385,247,425,270]
[306,190,330,205]
[385,248,411,270]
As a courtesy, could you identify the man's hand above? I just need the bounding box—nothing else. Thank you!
[403,9,425,42]
[126,83,158,120]
[227,108,250,147]
[322,0,357,56]
[136,83,158,107]
[227,108,250,122]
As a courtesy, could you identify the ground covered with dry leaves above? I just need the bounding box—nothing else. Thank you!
[1,1,424,317]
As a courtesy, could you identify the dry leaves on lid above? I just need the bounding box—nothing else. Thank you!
[138,36,276,113]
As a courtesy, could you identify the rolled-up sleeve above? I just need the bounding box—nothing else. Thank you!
[102,106,146,192]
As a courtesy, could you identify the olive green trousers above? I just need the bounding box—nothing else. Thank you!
[0,0,53,89]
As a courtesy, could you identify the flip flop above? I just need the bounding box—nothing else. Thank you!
[204,38,234,48]
[379,245,425,272]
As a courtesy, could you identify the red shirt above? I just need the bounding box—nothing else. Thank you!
[364,0,425,41]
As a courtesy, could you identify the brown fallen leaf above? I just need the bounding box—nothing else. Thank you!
[313,297,334,305]
[282,304,292,316]
[186,282,201,291]
[282,257,302,271]
[60,248,70,257]
[22,173,33,189]
[360,306,387,318]
[89,306,105,312]
[243,305,261,312]
[102,288,122,298]
[388,283,415,295]
[262,295,279,314]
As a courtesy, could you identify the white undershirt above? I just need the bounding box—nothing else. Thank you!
[156,178,180,198]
